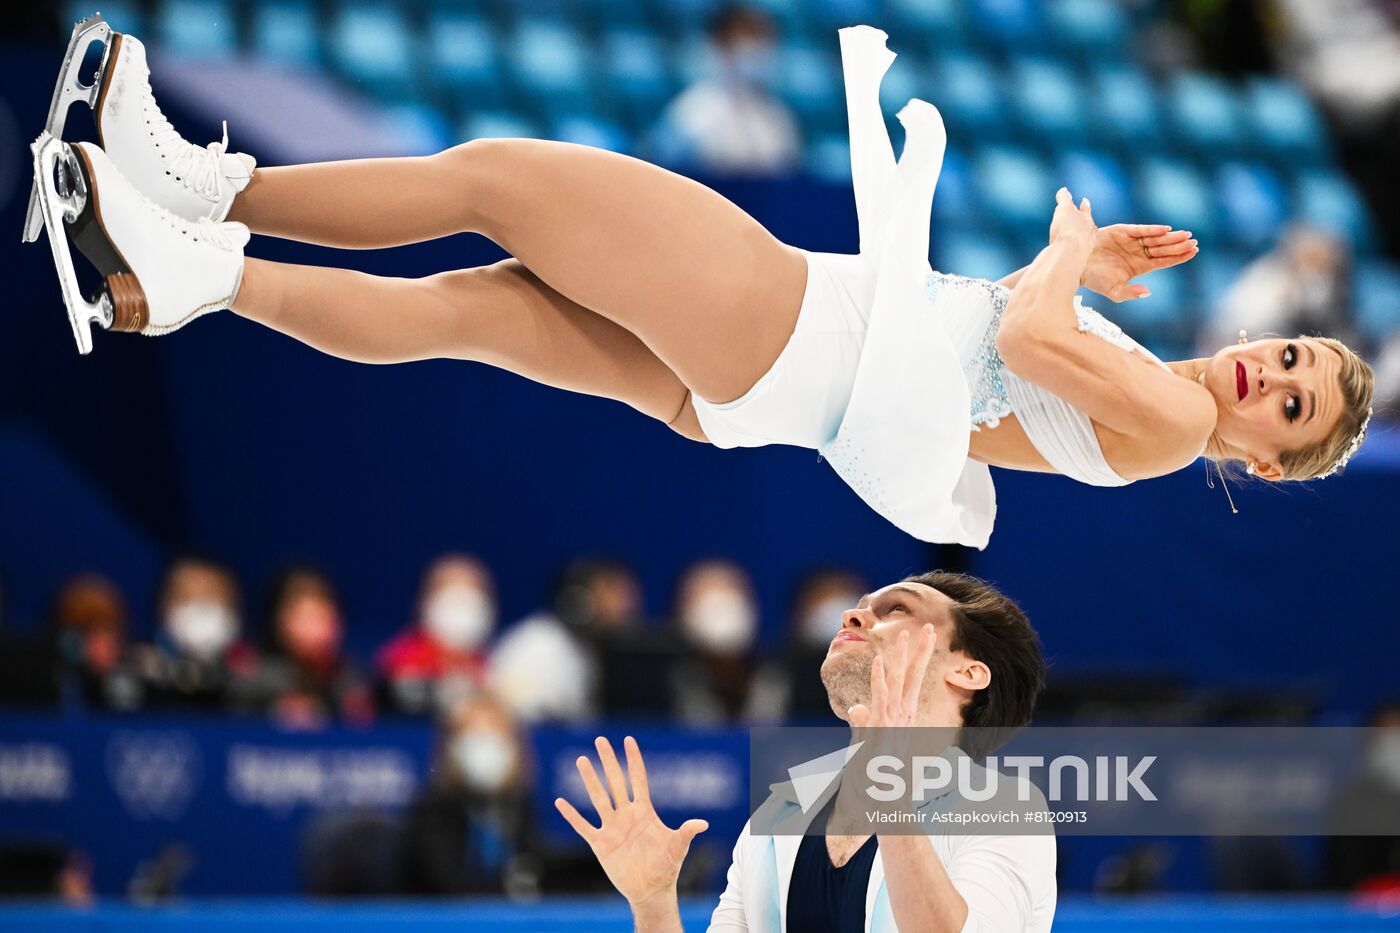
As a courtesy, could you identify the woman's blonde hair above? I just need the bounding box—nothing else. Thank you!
[1277,336,1374,480]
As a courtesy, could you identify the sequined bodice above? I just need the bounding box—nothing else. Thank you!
[924,271,1170,432]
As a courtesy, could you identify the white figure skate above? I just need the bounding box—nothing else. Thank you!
[29,134,248,354]
[22,13,255,245]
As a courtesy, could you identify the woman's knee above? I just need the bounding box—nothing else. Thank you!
[432,139,525,232]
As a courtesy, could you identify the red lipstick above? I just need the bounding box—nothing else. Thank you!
[1236,361,1248,401]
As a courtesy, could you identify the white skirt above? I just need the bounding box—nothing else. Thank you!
[700,25,1000,548]
[691,249,877,450]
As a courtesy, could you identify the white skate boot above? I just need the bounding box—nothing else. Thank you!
[21,13,255,245]
[95,33,255,222]
[29,134,248,353]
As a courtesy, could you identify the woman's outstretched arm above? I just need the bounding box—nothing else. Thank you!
[996,190,1213,461]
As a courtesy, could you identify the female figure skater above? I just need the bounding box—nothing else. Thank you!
[32,25,1373,546]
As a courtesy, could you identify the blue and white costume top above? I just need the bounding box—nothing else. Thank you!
[691,26,1175,548]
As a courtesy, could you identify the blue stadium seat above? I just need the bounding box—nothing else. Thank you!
[1189,249,1250,321]
[1165,71,1243,156]
[886,0,967,48]
[935,229,1018,282]
[777,43,843,132]
[966,0,1045,49]
[65,0,144,37]
[972,144,1055,231]
[1088,64,1160,147]
[156,0,237,58]
[928,52,1007,138]
[807,0,883,33]
[653,0,723,39]
[1242,77,1330,165]
[1103,268,1195,358]
[1214,161,1289,251]
[1045,0,1130,59]
[1006,57,1085,145]
[1294,168,1376,253]
[425,14,504,106]
[1136,158,1218,242]
[878,52,927,115]
[459,110,541,142]
[600,30,673,127]
[379,103,452,154]
[575,0,651,29]
[507,20,592,115]
[251,0,319,67]
[1355,260,1400,344]
[552,115,633,153]
[930,146,974,227]
[1054,149,1134,225]
[329,3,417,99]
[807,133,853,182]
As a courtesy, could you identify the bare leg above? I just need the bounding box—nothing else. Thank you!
[232,257,707,441]
[228,140,809,403]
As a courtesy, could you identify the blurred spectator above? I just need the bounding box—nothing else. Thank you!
[1372,330,1400,415]
[780,567,868,721]
[1325,702,1400,895]
[0,845,92,903]
[668,559,784,725]
[490,557,645,722]
[1197,226,1360,357]
[51,572,143,711]
[378,554,496,715]
[130,555,255,710]
[401,693,543,897]
[651,4,801,174]
[233,566,373,728]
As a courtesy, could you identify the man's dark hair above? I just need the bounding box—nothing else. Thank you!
[903,571,1045,759]
[708,4,776,43]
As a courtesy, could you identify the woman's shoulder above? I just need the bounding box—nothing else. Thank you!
[1104,387,1215,480]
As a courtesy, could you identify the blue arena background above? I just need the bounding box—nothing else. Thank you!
[3,0,1400,929]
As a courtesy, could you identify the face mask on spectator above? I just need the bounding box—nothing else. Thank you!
[451,731,517,794]
[800,594,859,648]
[425,587,494,652]
[682,588,757,655]
[166,600,237,661]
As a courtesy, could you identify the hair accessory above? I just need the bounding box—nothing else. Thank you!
[1316,407,1373,479]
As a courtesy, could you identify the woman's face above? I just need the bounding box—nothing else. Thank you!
[1201,337,1342,478]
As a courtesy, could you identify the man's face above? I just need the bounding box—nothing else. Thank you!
[818,582,962,721]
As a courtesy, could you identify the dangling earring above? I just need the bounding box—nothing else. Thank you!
[1238,330,1249,345]
[1205,460,1240,514]
[1246,462,1257,475]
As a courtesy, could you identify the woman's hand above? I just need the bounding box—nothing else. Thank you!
[1048,187,1098,262]
[555,736,708,913]
[1081,223,1199,302]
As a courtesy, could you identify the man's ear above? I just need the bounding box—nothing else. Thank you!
[945,659,990,692]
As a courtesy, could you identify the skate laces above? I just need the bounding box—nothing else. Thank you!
[194,216,250,251]
[140,63,235,203]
